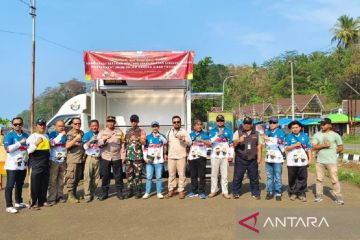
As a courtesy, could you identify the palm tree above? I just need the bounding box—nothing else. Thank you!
[331,15,360,48]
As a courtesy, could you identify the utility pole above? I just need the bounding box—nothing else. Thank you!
[221,75,238,112]
[30,0,36,133]
[290,61,295,120]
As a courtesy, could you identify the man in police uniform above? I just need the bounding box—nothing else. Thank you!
[232,117,262,200]
[97,116,125,200]
[65,118,85,203]
[124,114,146,199]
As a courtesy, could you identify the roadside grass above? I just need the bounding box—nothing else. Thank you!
[343,135,360,144]
[342,149,360,155]
[309,161,360,187]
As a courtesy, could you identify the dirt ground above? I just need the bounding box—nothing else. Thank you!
[0,164,359,240]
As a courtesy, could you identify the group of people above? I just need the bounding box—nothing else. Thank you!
[3,113,345,214]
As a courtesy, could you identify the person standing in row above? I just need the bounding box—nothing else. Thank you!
[47,120,67,205]
[165,116,191,199]
[143,121,167,199]
[285,120,312,202]
[97,116,124,200]
[65,118,85,203]
[312,118,344,205]
[232,117,262,200]
[187,120,211,199]
[82,120,101,203]
[3,117,29,214]
[208,115,233,199]
[124,114,146,199]
[27,118,51,209]
[263,117,286,201]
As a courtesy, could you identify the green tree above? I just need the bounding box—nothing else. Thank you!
[331,15,360,48]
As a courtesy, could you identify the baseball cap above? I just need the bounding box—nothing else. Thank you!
[243,117,253,124]
[216,115,225,122]
[151,121,160,127]
[269,117,279,124]
[106,116,116,122]
[320,117,332,125]
[36,118,46,125]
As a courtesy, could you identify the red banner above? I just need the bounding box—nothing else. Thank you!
[84,51,194,80]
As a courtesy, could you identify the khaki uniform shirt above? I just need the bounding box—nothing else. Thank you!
[166,128,192,159]
[98,128,124,161]
[66,129,85,164]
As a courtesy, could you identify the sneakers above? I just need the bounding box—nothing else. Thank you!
[252,195,261,200]
[117,191,124,200]
[314,194,323,203]
[14,202,29,209]
[98,194,108,201]
[142,193,150,199]
[298,195,307,202]
[6,207,18,214]
[290,194,297,201]
[125,190,134,199]
[157,193,164,199]
[275,196,282,201]
[186,192,198,198]
[233,194,240,199]
[84,196,93,203]
[199,193,207,199]
[265,193,274,200]
[334,196,344,205]
[57,197,66,203]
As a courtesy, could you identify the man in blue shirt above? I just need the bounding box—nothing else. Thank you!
[263,117,286,201]
[142,121,167,199]
[187,120,211,199]
[285,120,312,202]
[3,117,29,214]
[208,115,233,199]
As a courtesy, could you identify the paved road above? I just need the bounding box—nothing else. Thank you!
[0,164,359,240]
[344,144,360,151]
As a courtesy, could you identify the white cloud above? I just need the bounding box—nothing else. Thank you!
[271,0,360,28]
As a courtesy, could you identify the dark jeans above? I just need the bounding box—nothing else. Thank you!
[100,159,123,195]
[5,170,27,207]
[189,157,206,194]
[287,166,308,197]
[31,166,50,206]
[232,158,260,196]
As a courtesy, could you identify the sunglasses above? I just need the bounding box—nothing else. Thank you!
[173,121,181,124]
[73,123,81,125]
[13,123,23,127]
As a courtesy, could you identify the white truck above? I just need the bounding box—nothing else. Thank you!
[47,79,192,135]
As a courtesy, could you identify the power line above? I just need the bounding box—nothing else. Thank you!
[17,0,30,7]
[0,29,82,54]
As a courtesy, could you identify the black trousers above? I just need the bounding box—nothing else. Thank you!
[30,166,50,206]
[5,170,27,207]
[232,158,260,196]
[100,159,123,194]
[29,150,50,206]
[287,166,308,196]
[189,157,207,194]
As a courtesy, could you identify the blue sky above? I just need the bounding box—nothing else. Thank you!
[1,0,359,119]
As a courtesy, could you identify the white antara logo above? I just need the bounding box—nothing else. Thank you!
[263,217,329,228]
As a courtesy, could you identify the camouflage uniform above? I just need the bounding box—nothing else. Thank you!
[124,127,146,192]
